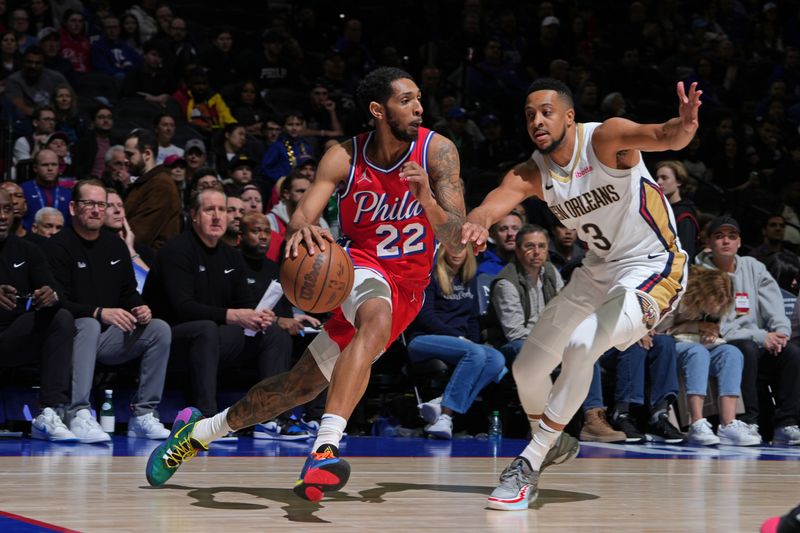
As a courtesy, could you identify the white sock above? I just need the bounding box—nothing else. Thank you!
[519,419,561,471]
[191,408,231,444]
[312,413,347,450]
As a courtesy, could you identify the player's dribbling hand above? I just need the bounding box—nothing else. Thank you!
[399,161,433,206]
[461,222,488,255]
[677,81,702,133]
[286,225,333,258]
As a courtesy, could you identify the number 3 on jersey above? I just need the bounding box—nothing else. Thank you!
[376,222,426,258]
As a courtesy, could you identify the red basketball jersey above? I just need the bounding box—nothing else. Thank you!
[337,127,437,284]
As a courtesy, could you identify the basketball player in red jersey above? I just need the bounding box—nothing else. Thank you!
[145,67,467,500]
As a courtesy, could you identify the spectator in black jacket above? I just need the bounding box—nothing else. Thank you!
[143,188,282,418]
[72,104,116,179]
[0,188,75,442]
[47,179,171,443]
[654,160,700,263]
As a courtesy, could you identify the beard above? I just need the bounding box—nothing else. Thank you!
[536,124,568,155]
[387,110,417,143]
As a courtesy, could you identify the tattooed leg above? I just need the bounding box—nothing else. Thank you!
[226,349,329,430]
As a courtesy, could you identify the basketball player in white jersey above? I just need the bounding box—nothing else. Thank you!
[461,78,702,510]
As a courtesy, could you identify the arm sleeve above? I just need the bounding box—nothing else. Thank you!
[491,279,528,342]
[758,266,792,336]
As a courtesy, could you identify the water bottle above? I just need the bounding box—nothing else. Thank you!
[488,410,502,439]
[100,389,115,435]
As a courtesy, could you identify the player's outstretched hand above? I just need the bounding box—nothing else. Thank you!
[677,81,702,133]
[461,221,489,255]
[286,225,333,258]
[399,161,433,206]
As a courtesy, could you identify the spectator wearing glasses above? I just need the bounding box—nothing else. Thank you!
[46,179,172,442]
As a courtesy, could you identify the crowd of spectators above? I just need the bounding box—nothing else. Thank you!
[1,0,800,444]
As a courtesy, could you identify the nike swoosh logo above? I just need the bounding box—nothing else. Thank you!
[13,261,25,268]
[110,259,121,265]
[647,253,665,259]
[224,268,234,274]
[545,183,554,190]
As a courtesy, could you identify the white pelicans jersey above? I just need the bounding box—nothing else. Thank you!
[534,122,687,314]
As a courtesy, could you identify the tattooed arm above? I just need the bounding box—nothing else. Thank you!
[398,135,466,253]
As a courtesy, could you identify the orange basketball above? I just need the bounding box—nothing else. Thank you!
[280,240,355,313]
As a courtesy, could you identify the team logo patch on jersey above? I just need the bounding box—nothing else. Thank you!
[637,293,658,329]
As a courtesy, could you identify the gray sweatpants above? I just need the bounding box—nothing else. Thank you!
[69,317,171,420]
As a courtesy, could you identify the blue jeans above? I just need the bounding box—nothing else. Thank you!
[500,338,525,363]
[604,334,679,408]
[407,335,507,414]
[676,341,743,397]
[581,361,606,410]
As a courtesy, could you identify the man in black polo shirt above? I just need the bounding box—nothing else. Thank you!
[47,179,171,443]
[144,188,282,420]
[0,188,75,442]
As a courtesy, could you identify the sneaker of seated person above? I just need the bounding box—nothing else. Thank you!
[579,407,626,443]
[610,411,645,443]
[773,425,800,445]
[254,420,312,441]
[127,413,171,439]
[424,413,453,440]
[69,409,112,443]
[299,417,320,436]
[418,396,442,425]
[687,418,720,446]
[717,419,761,446]
[645,412,685,444]
[31,407,79,443]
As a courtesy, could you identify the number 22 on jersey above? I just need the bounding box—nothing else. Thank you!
[376,222,426,258]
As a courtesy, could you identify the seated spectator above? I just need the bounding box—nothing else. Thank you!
[230,80,268,136]
[123,129,181,250]
[548,223,585,282]
[213,123,248,181]
[407,245,507,439]
[697,216,800,445]
[10,9,38,54]
[477,209,524,276]
[184,138,207,176]
[37,27,73,83]
[654,160,700,263]
[474,113,525,171]
[59,9,91,73]
[0,31,22,87]
[266,171,330,262]
[0,188,75,442]
[31,206,64,238]
[120,13,142,54]
[301,80,345,155]
[241,183,264,214]
[488,224,563,358]
[20,149,71,230]
[13,104,55,166]
[222,195,244,248]
[44,131,75,183]
[749,214,796,265]
[143,188,284,420]
[601,331,684,444]
[72,104,116,179]
[238,211,317,439]
[661,267,759,446]
[153,113,183,164]
[47,180,172,442]
[259,111,314,184]
[765,252,800,296]
[163,17,197,75]
[198,26,244,93]
[173,67,236,135]
[100,145,130,198]
[5,45,69,119]
[91,15,141,80]
[121,38,176,105]
[223,155,256,197]
[437,106,478,168]
[0,181,28,238]
[163,155,187,205]
[51,83,86,144]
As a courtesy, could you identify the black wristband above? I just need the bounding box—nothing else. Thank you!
[95,307,103,321]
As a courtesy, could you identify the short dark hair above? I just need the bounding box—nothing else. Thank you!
[126,129,158,159]
[515,224,549,246]
[33,105,55,121]
[526,77,574,107]
[153,113,175,127]
[356,67,414,116]
[23,45,44,59]
[281,170,310,194]
[93,104,113,120]
[72,178,106,202]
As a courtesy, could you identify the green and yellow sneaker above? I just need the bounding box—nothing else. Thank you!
[145,407,207,486]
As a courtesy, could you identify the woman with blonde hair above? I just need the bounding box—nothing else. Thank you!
[661,267,760,446]
[405,245,508,439]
